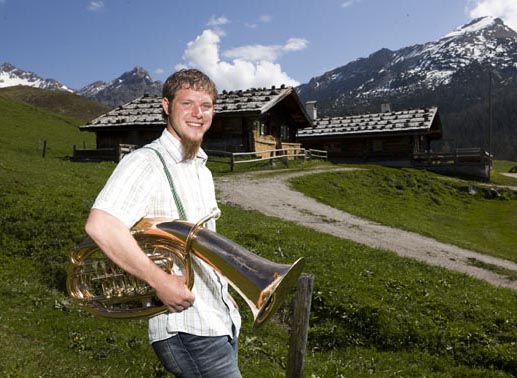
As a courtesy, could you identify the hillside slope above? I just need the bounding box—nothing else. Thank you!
[0,95,96,158]
[0,86,108,123]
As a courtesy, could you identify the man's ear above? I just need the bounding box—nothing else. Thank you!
[162,97,170,116]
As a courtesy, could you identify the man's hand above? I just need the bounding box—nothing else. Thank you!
[154,273,195,313]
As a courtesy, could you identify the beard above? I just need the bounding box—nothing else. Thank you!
[182,137,203,160]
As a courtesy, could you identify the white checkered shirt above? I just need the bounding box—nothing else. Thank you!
[92,128,241,343]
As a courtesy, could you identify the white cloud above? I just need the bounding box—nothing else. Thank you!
[154,68,165,75]
[259,15,272,23]
[207,15,229,27]
[223,45,281,62]
[176,29,307,91]
[88,1,104,11]
[468,0,517,30]
[245,14,272,29]
[284,38,309,51]
[341,0,361,9]
[223,38,309,62]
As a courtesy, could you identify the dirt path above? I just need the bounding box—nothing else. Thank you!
[215,168,517,291]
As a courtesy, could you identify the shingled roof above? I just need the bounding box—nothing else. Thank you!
[297,107,441,139]
[79,95,162,130]
[215,85,294,114]
[80,85,307,130]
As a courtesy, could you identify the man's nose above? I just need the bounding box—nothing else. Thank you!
[191,105,203,117]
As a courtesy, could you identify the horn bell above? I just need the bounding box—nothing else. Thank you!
[157,220,305,329]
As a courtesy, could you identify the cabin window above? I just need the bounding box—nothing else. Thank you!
[253,120,265,136]
[280,124,288,140]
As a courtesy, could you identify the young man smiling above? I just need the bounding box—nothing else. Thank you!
[85,69,242,377]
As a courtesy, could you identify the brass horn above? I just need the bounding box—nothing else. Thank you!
[67,210,305,329]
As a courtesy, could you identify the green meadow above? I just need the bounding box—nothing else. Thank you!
[1,91,517,377]
[290,164,517,263]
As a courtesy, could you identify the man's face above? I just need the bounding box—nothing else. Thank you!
[162,87,214,145]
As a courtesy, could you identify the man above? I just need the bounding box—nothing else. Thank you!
[85,69,242,377]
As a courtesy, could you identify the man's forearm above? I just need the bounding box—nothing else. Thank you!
[84,209,164,284]
[84,208,194,312]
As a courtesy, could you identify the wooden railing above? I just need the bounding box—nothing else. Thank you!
[412,148,491,166]
[206,148,328,172]
[412,148,492,180]
[72,144,138,162]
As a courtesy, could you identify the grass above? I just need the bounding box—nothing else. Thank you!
[491,160,517,186]
[467,258,517,282]
[290,165,517,263]
[2,93,517,377]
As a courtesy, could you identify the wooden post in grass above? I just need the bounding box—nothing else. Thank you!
[286,273,314,378]
[42,140,47,158]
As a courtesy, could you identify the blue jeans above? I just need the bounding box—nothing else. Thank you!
[152,332,241,378]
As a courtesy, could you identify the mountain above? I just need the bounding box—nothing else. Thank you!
[0,63,162,109]
[0,62,72,92]
[297,17,517,160]
[77,66,162,108]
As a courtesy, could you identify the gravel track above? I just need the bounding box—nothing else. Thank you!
[215,168,517,291]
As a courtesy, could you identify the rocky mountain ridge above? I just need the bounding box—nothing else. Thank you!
[297,17,517,113]
[0,63,162,108]
[76,66,162,108]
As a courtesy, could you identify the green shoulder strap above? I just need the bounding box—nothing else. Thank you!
[143,147,187,220]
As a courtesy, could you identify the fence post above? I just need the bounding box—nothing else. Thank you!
[286,273,314,378]
[42,140,47,158]
[230,154,235,172]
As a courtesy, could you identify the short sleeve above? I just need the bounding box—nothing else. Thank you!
[92,149,158,227]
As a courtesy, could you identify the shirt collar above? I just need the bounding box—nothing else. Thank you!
[159,128,208,164]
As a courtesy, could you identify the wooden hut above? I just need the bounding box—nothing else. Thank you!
[296,107,443,164]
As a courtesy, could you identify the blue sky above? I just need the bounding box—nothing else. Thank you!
[1,0,517,91]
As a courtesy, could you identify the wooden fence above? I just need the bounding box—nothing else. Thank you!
[412,148,492,180]
[72,144,138,162]
[207,148,328,172]
[412,147,491,166]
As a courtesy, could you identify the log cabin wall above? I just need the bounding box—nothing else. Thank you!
[203,116,250,152]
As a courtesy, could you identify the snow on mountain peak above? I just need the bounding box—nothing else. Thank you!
[297,16,517,107]
[443,16,497,39]
[0,62,72,92]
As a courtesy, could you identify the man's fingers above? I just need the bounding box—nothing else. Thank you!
[160,275,195,313]
[169,300,192,313]
[184,285,195,304]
